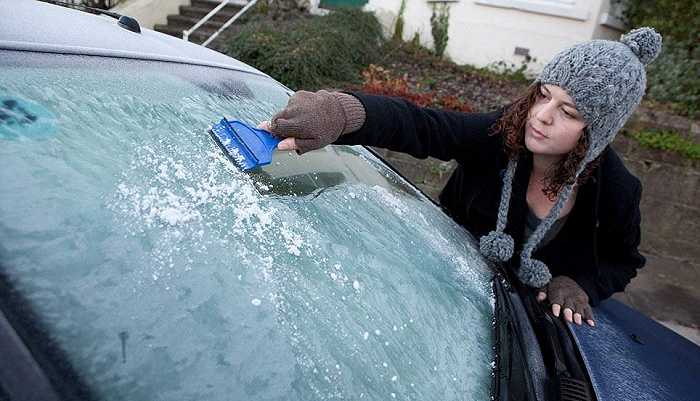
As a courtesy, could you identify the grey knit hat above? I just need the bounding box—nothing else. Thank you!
[479,27,663,288]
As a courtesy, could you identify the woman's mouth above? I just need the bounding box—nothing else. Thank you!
[529,123,547,139]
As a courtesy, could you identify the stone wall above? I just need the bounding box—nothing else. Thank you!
[370,106,700,330]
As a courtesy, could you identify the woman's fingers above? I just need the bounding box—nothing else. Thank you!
[550,305,596,327]
[548,296,595,327]
[259,121,301,151]
[551,303,561,317]
[536,291,547,302]
[277,137,297,151]
[563,308,574,323]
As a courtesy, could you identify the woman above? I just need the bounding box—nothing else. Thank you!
[260,27,662,327]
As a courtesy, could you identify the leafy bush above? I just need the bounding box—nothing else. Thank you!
[625,129,700,160]
[612,0,700,118]
[482,55,538,83]
[430,4,450,58]
[392,0,407,42]
[614,0,698,45]
[644,42,700,119]
[226,9,383,90]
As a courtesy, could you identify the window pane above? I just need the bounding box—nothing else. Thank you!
[0,51,494,401]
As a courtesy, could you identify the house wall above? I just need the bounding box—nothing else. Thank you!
[111,0,191,29]
[364,0,625,75]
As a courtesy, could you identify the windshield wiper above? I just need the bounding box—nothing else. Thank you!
[39,0,122,19]
[519,286,594,401]
[38,1,141,33]
[492,266,595,401]
[492,272,541,400]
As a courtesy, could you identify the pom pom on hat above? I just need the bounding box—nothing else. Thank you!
[621,27,663,65]
[517,257,553,288]
[479,231,514,262]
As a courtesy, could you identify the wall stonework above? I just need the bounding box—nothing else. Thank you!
[371,106,699,329]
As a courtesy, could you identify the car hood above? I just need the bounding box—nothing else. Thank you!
[570,299,700,401]
[0,0,264,76]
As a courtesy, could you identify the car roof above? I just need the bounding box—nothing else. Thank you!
[0,0,266,76]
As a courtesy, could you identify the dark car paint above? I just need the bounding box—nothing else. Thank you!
[570,299,700,401]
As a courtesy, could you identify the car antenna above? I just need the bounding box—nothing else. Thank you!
[40,0,141,33]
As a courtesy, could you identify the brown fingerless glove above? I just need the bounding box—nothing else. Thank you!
[546,276,595,321]
[269,90,366,154]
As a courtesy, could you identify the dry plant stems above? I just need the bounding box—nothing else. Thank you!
[360,64,473,113]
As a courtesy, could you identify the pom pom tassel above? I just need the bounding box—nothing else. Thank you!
[479,231,514,262]
[517,257,553,288]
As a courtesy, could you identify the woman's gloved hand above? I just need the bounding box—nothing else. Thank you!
[537,275,595,327]
[258,90,366,154]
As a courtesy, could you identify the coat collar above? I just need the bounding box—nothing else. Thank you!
[503,149,605,252]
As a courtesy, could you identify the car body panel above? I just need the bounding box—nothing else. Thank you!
[570,299,700,401]
[0,0,263,76]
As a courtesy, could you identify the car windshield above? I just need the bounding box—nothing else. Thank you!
[0,51,495,401]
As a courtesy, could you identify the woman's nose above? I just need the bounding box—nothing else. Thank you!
[535,103,555,124]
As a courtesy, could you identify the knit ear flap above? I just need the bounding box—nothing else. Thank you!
[517,257,552,288]
[479,158,519,263]
[480,231,514,262]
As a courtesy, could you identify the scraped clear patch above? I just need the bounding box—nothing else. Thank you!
[0,95,56,140]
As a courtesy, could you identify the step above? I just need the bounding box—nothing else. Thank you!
[154,23,244,45]
[179,5,241,22]
[167,14,227,31]
[153,24,215,43]
[190,0,247,12]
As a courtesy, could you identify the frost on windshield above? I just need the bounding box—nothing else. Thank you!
[0,56,495,401]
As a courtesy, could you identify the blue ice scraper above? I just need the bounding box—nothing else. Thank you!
[209,118,281,171]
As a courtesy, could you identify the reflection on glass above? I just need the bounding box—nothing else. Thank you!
[252,145,418,198]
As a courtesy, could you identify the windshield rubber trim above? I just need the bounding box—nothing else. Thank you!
[0,267,97,401]
[492,270,541,401]
[0,307,62,401]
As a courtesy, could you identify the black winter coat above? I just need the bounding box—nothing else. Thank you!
[335,93,646,306]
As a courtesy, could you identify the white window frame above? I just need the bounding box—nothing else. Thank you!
[599,0,626,31]
[474,0,591,21]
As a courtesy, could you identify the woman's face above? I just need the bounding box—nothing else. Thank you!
[525,84,587,158]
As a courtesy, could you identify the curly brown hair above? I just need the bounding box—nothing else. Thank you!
[491,82,600,201]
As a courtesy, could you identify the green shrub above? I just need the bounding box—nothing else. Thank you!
[430,4,450,58]
[482,55,538,83]
[392,0,407,42]
[644,42,700,119]
[612,0,700,118]
[226,9,383,90]
[626,129,700,160]
[614,0,699,45]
